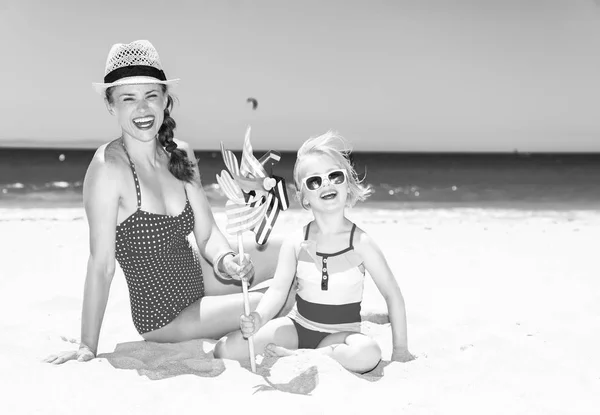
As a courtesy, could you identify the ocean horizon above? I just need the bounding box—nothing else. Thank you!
[2,146,599,210]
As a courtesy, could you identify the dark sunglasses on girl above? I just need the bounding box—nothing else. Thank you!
[302,169,347,191]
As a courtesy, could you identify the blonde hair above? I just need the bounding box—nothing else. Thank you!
[293,130,373,209]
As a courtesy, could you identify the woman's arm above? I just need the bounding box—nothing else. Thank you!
[45,147,121,365]
[79,149,121,356]
[357,229,413,360]
[180,141,250,279]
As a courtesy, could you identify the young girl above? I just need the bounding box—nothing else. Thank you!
[214,131,414,373]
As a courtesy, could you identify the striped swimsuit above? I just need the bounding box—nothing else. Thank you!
[287,222,365,348]
[115,143,205,335]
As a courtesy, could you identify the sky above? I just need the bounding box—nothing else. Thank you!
[0,0,599,152]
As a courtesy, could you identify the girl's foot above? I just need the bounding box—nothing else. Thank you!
[264,343,297,357]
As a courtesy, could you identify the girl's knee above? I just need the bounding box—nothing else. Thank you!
[361,337,382,361]
[347,335,381,373]
[366,340,382,364]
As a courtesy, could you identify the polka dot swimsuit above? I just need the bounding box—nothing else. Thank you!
[115,143,205,335]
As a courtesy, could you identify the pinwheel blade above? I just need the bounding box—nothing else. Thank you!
[240,127,267,179]
[216,170,246,204]
[225,200,269,235]
[221,142,240,176]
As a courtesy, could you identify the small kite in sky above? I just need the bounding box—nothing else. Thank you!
[246,97,258,110]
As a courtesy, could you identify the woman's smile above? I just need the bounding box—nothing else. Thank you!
[132,115,155,130]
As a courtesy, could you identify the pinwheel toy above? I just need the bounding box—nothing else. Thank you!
[216,126,289,372]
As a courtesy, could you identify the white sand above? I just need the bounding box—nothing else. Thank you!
[0,206,598,414]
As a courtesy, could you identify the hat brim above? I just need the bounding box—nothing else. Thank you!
[92,76,180,94]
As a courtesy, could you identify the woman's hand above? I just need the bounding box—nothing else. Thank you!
[43,345,95,365]
[221,252,254,281]
[391,347,416,363]
[240,311,262,338]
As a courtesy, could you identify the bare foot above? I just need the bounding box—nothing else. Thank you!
[264,343,297,357]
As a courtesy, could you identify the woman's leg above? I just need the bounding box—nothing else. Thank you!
[265,332,382,374]
[214,317,298,362]
[142,292,263,343]
[142,235,289,344]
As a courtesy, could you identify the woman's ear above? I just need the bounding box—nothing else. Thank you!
[104,98,115,116]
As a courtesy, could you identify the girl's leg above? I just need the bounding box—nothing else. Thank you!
[266,332,382,374]
[142,292,263,343]
[317,332,382,373]
[213,317,298,362]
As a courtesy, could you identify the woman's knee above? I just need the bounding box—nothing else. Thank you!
[213,332,246,361]
[213,338,227,359]
[248,291,263,310]
[213,333,236,359]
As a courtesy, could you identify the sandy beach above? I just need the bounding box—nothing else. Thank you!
[1,204,598,414]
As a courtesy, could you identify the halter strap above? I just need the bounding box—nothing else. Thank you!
[349,223,357,249]
[304,222,311,241]
[121,140,142,209]
[304,222,357,249]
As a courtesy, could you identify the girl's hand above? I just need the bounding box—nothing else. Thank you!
[391,347,416,363]
[240,311,262,338]
[43,345,95,365]
[222,253,254,281]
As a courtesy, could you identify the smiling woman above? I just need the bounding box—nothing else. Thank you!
[104,83,195,182]
[43,40,277,365]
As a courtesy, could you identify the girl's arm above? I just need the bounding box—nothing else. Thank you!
[180,142,250,278]
[80,149,121,356]
[357,230,413,361]
[252,232,300,326]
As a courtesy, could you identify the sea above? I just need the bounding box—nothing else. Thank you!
[1,147,599,210]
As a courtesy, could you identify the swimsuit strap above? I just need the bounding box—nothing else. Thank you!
[349,223,357,249]
[121,139,142,209]
[304,222,311,241]
[305,222,357,247]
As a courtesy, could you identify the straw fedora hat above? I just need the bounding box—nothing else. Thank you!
[92,40,180,94]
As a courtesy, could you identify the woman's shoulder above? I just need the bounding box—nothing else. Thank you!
[90,139,126,163]
[173,138,191,148]
[86,140,129,181]
[173,138,194,158]
[172,138,198,165]
[173,139,202,187]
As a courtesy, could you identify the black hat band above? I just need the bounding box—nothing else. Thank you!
[104,65,167,84]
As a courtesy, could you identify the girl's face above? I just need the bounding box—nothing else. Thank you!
[106,83,167,143]
[297,153,349,212]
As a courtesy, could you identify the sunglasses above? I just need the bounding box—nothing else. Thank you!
[301,169,347,191]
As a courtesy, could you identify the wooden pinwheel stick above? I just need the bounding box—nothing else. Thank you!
[238,233,257,373]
